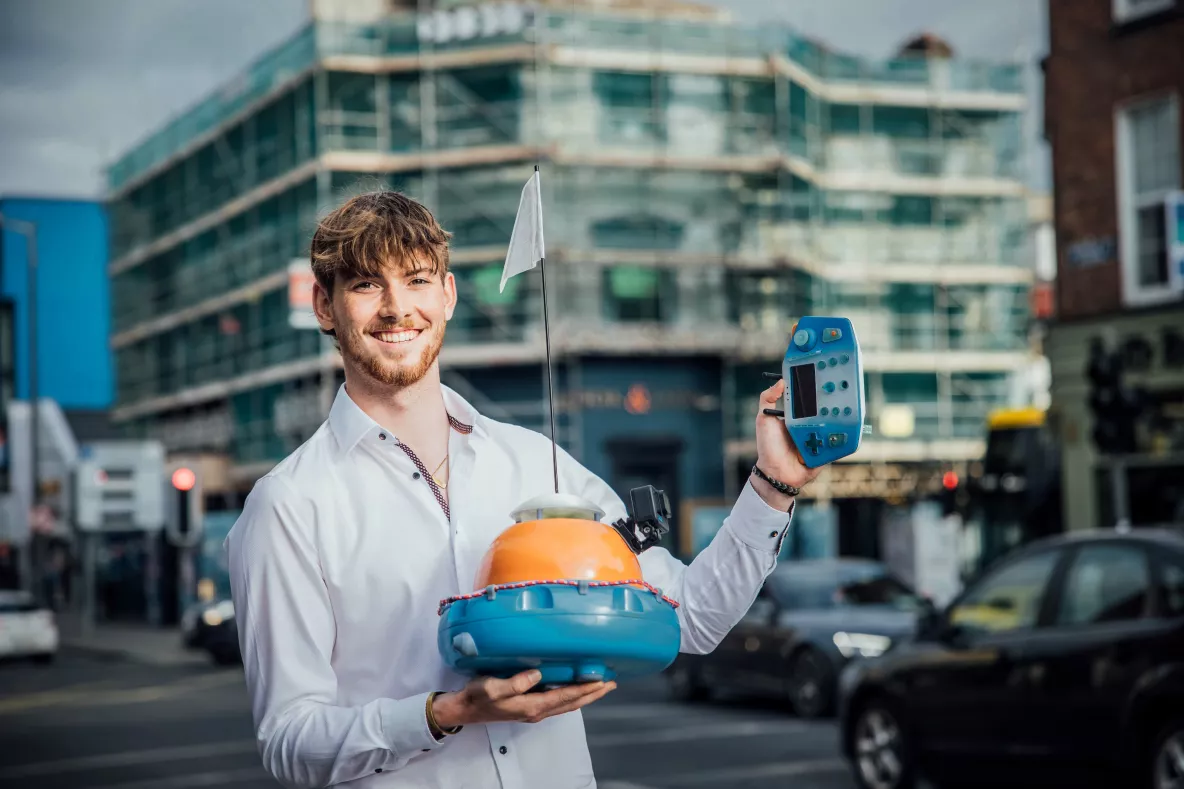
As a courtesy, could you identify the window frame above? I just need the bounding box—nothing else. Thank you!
[1149,545,1184,619]
[1048,541,1155,628]
[944,545,1066,637]
[1114,90,1182,307]
[1112,0,1176,24]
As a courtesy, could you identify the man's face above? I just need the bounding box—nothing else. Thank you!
[313,255,457,389]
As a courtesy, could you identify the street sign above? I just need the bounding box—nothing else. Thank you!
[288,259,319,330]
[74,441,166,532]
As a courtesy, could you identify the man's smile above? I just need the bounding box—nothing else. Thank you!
[372,329,422,345]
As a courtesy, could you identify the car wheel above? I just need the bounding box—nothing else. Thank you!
[667,663,710,702]
[788,648,834,719]
[1150,717,1184,789]
[850,700,916,789]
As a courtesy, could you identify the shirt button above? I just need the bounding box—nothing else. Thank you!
[413,471,421,480]
[379,433,387,440]
[499,746,508,755]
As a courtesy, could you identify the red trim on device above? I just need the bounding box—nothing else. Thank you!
[438,579,679,615]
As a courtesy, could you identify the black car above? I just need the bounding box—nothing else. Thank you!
[189,598,240,666]
[666,558,928,718]
[838,528,1184,789]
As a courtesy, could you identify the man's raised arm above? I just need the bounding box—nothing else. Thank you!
[563,378,819,656]
[226,475,441,788]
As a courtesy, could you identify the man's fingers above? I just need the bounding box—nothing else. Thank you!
[759,379,785,407]
[484,670,542,701]
[507,670,543,697]
[523,681,606,716]
[529,682,617,722]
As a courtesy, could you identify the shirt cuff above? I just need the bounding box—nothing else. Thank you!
[723,478,796,554]
[380,691,445,757]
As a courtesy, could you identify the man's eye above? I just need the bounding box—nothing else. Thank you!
[411,277,430,285]
[354,282,377,290]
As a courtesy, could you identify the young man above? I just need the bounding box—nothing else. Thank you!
[226,191,821,789]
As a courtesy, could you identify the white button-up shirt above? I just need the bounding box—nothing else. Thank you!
[226,383,795,789]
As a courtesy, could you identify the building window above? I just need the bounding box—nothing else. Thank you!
[1112,0,1175,24]
[602,267,674,323]
[1115,92,1181,306]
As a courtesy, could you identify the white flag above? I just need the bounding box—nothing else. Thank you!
[500,169,545,292]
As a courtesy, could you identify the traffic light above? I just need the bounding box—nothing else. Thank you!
[1085,338,1143,455]
[166,464,203,547]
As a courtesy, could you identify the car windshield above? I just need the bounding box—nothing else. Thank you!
[0,594,38,614]
[836,572,921,609]
[772,565,923,611]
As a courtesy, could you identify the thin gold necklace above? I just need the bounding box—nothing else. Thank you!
[430,454,449,487]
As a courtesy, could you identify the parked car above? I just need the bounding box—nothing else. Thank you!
[838,528,1184,789]
[0,590,58,664]
[665,558,928,718]
[197,598,240,666]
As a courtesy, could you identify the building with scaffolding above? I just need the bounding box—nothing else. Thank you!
[106,0,1040,557]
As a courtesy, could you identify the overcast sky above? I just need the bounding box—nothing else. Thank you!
[0,0,1049,200]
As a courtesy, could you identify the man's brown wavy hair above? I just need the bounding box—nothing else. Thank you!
[310,190,452,294]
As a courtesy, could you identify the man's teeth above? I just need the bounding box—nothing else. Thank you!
[375,330,419,343]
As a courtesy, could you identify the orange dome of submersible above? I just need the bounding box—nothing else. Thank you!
[438,492,682,685]
[474,514,642,588]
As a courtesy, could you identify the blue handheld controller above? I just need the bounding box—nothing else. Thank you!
[776,317,866,468]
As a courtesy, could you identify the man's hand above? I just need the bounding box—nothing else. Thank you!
[752,378,823,509]
[432,670,616,728]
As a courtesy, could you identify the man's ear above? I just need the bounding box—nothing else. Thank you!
[443,271,457,322]
[313,281,336,334]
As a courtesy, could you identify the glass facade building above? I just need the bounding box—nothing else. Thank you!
[107,3,1036,525]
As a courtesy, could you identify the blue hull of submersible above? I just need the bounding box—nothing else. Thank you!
[438,584,681,685]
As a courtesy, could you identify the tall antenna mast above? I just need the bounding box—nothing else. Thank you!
[536,166,560,494]
[500,164,559,493]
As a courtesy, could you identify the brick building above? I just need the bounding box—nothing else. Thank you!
[1044,0,1184,529]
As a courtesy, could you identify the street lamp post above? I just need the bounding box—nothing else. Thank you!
[0,213,39,597]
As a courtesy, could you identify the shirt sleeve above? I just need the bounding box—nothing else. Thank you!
[557,449,794,656]
[226,474,442,789]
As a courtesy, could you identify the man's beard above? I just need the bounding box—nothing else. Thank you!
[339,318,446,389]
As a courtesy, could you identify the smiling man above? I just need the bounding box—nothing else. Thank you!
[226,190,822,789]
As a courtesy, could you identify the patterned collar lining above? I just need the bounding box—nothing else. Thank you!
[447,414,474,435]
[398,414,472,521]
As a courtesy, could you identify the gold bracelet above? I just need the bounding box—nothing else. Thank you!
[426,691,462,739]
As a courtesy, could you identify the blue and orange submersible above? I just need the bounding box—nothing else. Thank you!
[437,488,681,686]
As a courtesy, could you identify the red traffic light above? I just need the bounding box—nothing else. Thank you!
[172,467,197,492]
[942,471,959,490]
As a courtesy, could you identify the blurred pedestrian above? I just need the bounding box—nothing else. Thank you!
[226,191,822,788]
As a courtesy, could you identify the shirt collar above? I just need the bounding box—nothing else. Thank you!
[328,382,484,456]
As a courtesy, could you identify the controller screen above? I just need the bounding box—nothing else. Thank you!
[789,363,818,419]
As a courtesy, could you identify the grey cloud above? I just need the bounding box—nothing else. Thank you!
[0,0,1049,198]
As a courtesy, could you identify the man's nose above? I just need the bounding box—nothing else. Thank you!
[378,286,410,318]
